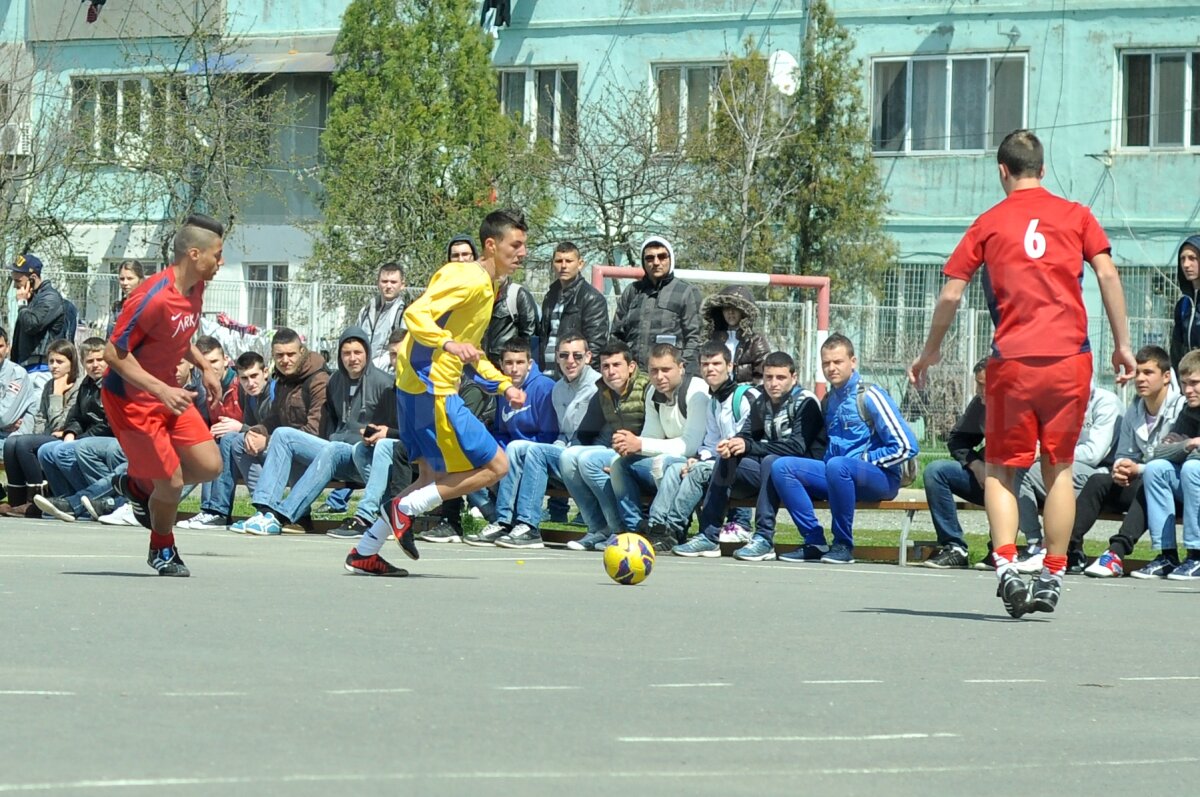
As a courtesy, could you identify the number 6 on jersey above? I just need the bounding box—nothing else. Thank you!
[1024,218,1046,259]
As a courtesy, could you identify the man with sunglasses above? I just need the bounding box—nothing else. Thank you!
[611,236,702,375]
[466,334,599,547]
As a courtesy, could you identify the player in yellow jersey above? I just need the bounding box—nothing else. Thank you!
[345,209,530,576]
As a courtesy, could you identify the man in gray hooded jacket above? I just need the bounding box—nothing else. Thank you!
[0,327,38,441]
[610,236,703,374]
[357,262,408,372]
[232,326,395,533]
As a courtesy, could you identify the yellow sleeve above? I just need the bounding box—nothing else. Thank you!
[471,356,514,395]
[402,267,464,351]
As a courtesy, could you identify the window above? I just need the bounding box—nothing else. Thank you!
[72,75,188,160]
[654,64,724,150]
[1121,51,1200,148]
[871,54,1026,153]
[246,263,289,329]
[496,67,577,154]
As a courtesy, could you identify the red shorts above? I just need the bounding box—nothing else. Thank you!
[985,353,1092,469]
[103,390,213,480]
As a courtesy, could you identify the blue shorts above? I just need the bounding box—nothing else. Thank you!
[396,389,498,474]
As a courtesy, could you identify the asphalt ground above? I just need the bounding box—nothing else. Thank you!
[2,518,1198,797]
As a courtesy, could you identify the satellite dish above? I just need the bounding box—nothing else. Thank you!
[768,50,799,96]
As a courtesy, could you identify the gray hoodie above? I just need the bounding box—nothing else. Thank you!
[0,357,38,435]
[552,365,599,447]
[1115,383,1185,472]
[321,325,395,446]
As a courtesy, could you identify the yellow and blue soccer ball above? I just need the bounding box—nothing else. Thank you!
[603,533,656,585]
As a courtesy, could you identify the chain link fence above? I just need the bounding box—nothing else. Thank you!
[43,265,1173,443]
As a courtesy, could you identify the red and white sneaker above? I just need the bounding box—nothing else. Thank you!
[388,497,419,561]
[1084,550,1124,578]
[344,548,408,577]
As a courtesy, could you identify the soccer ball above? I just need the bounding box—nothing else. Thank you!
[603,533,656,586]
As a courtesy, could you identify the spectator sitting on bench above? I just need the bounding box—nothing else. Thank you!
[464,337,559,548]
[1138,350,1200,580]
[677,349,826,562]
[1071,345,1183,578]
[32,338,116,518]
[1014,383,1122,573]
[921,358,988,570]
[176,351,274,530]
[773,333,919,565]
[327,328,408,540]
[0,325,39,446]
[604,342,708,552]
[0,339,79,517]
[232,326,391,536]
[560,338,649,551]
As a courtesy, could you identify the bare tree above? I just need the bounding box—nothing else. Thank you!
[549,84,690,268]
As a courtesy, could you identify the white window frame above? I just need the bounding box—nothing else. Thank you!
[1118,49,1200,150]
[70,74,188,161]
[245,262,290,330]
[651,62,726,152]
[870,53,1028,155]
[496,65,578,154]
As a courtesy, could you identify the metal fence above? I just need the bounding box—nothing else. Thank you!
[46,268,1169,443]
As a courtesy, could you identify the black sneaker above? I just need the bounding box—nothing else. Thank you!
[148,546,190,577]
[1066,549,1087,576]
[344,548,408,577]
[645,533,676,554]
[924,545,968,569]
[80,496,118,521]
[494,522,544,549]
[33,495,76,523]
[113,474,152,530]
[418,521,463,543]
[463,522,508,547]
[973,551,997,571]
[326,516,371,540]
[996,570,1031,618]
[1030,575,1061,613]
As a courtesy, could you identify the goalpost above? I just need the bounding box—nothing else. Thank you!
[591,266,832,397]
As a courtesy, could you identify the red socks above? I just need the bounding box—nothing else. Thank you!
[1043,554,1067,578]
[150,531,175,550]
[994,543,1018,569]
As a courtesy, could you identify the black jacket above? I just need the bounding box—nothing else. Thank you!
[321,326,395,445]
[946,396,986,466]
[537,275,610,374]
[13,280,66,369]
[611,268,702,372]
[63,376,111,438]
[482,279,539,363]
[736,385,826,460]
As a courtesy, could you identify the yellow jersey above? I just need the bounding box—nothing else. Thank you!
[396,261,513,396]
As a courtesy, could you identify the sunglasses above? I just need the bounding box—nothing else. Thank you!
[557,352,586,361]
[643,253,670,263]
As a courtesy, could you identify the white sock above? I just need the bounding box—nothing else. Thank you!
[355,517,391,556]
[398,484,443,517]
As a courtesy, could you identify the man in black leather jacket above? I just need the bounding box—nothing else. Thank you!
[537,241,609,377]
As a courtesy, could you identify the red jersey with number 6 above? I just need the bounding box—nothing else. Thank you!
[943,186,1111,360]
[104,267,204,402]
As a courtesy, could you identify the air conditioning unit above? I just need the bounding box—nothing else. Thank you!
[0,123,32,156]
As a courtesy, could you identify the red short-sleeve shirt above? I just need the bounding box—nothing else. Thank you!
[104,267,204,402]
[944,186,1111,360]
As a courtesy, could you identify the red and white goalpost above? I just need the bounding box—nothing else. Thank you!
[591,266,832,397]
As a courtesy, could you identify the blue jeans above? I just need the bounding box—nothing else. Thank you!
[559,446,620,535]
[650,459,712,539]
[203,432,264,517]
[324,487,352,511]
[252,428,332,519]
[495,440,564,528]
[266,440,360,523]
[611,455,686,533]
[352,439,395,521]
[697,454,783,543]
[772,455,900,548]
[38,440,82,498]
[1143,458,1200,551]
[922,459,984,549]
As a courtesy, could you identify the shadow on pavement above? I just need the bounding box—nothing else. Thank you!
[61,571,156,578]
[848,607,1049,623]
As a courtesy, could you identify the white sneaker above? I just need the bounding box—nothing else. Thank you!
[1015,546,1046,574]
[99,503,137,526]
[176,511,228,530]
[717,522,752,544]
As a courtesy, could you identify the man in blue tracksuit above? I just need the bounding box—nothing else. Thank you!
[773,334,919,564]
